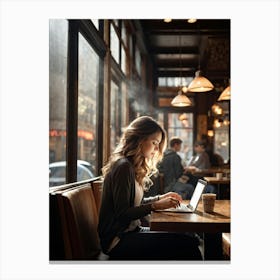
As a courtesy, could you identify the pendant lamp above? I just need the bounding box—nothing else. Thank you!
[171,90,192,107]
[188,70,214,92]
[171,32,192,107]
[188,22,214,92]
[218,85,231,101]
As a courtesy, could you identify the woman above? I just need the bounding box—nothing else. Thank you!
[98,116,202,260]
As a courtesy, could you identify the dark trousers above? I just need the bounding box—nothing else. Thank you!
[109,228,202,261]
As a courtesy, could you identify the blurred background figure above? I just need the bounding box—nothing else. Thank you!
[159,137,195,199]
[186,140,211,171]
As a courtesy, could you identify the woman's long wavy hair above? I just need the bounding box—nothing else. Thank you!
[102,116,167,190]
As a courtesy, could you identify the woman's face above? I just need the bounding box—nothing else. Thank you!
[141,131,162,160]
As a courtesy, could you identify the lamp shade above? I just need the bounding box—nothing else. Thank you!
[171,91,192,107]
[218,85,231,101]
[188,70,214,92]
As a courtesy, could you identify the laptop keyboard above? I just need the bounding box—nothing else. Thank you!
[176,203,190,211]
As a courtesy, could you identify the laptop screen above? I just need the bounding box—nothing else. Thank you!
[189,179,207,210]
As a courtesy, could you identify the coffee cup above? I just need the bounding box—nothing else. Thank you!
[202,193,216,213]
[216,172,223,179]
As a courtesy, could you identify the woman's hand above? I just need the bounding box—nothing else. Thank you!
[159,192,182,202]
[152,193,182,210]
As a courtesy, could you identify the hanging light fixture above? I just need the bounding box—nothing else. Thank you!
[188,70,214,92]
[187,18,197,23]
[218,85,230,101]
[218,80,231,101]
[188,22,214,92]
[171,90,192,107]
[171,32,192,107]
[164,18,172,23]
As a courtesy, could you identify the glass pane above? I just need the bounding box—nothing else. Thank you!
[77,165,94,181]
[121,21,127,46]
[157,112,164,128]
[214,127,229,163]
[121,82,128,129]
[110,24,120,64]
[78,33,99,177]
[135,45,141,76]
[49,19,68,186]
[168,113,194,165]
[158,77,166,86]
[110,80,121,152]
[91,19,99,29]
[51,166,65,178]
[129,34,133,60]
[121,45,126,74]
[112,19,118,26]
[158,77,193,87]
[167,77,175,87]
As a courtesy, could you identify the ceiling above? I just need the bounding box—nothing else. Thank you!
[137,19,230,98]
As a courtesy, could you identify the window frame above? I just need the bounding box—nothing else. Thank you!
[66,20,106,183]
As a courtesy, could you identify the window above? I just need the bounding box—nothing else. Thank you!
[121,44,126,74]
[110,23,120,64]
[157,112,164,128]
[214,127,230,163]
[78,33,99,176]
[121,21,127,46]
[110,80,121,152]
[91,19,99,29]
[49,19,68,166]
[168,113,194,164]
[120,22,127,74]
[120,82,128,129]
[135,45,141,76]
[158,77,193,87]
[212,102,230,163]
[111,20,127,75]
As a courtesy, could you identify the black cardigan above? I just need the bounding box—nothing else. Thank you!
[97,157,155,253]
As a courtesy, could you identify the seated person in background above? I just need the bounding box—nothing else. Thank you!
[158,137,195,199]
[186,140,211,172]
[201,134,225,168]
[209,152,224,167]
[181,140,217,194]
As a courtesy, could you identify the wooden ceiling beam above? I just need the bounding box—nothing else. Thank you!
[156,70,195,77]
[140,19,230,33]
[156,60,197,67]
[150,46,199,54]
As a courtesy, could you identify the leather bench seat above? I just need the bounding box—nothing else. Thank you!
[222,232,231,259]
[50,179,103,260]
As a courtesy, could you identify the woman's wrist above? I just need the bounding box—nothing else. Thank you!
[151,195,161,211]
[152,195,160,202]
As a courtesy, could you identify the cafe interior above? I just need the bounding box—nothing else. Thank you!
[49,19,231,262]
[2,0,280,277]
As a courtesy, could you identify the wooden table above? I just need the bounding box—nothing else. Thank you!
[150,200,231,260]
[191,167,230,177]
[204,177,230,199]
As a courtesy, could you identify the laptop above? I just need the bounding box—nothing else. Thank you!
[159,178,207,213]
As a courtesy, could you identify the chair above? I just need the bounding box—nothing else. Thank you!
[57,183,101,260]
[222,232,231,260]
[91,180,103,215]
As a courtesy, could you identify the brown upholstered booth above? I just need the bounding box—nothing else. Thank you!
[49,178,103,260]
